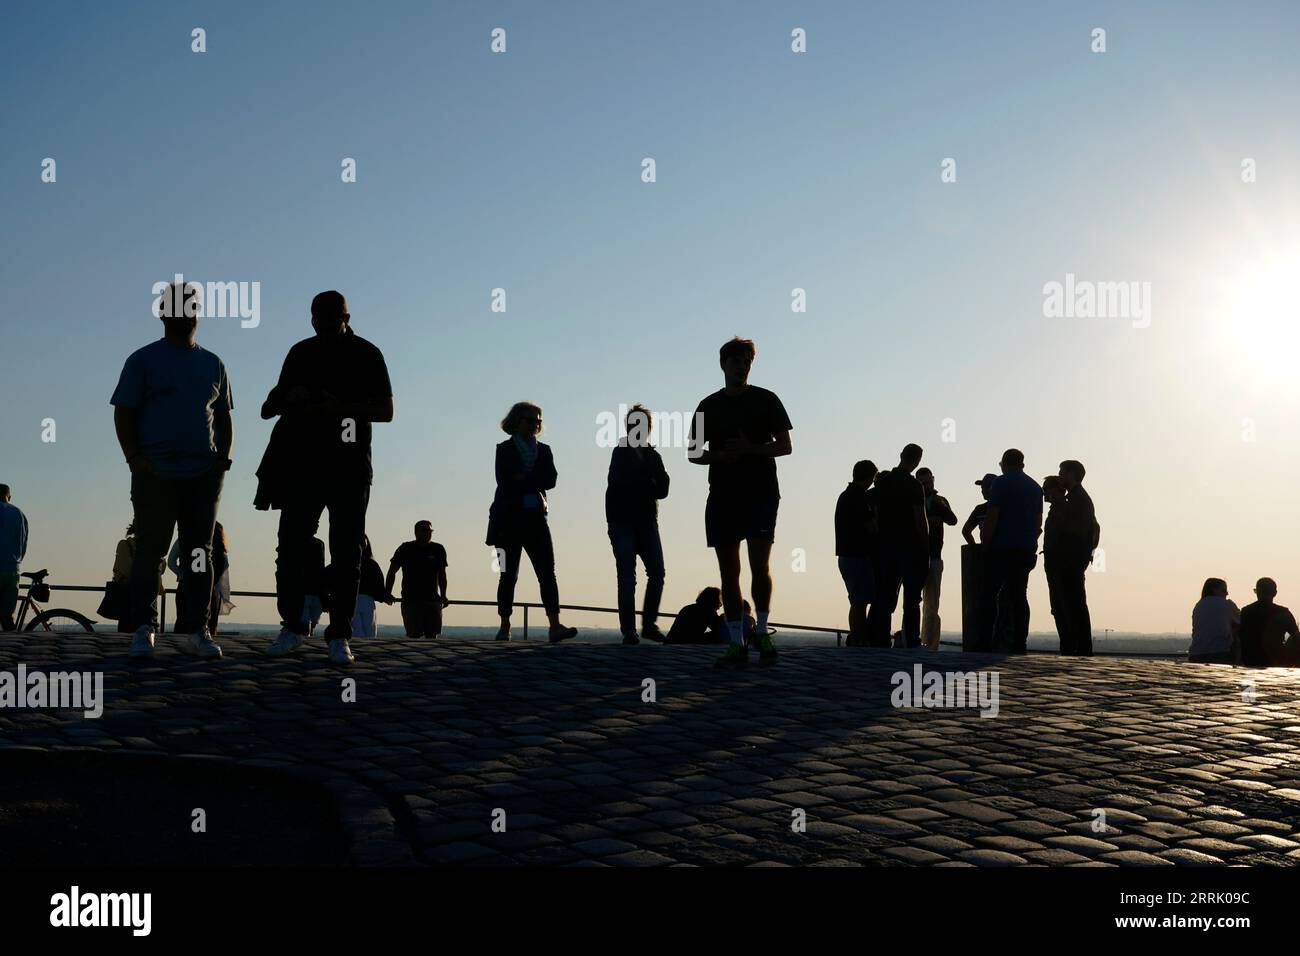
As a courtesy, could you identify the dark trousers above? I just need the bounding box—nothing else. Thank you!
[608,521,665,635]
[276,478,370,640]
[1046,545,1092,655]
[978,548,1037,653]
[495,513,560,617]
[866,548,928,648]
[129,469,223,634]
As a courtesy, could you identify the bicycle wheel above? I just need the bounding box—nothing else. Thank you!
[26,609,96,633]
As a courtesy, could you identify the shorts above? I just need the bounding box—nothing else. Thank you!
[401,597,443,638]
[837,556,874,605]
[705,492,779,548]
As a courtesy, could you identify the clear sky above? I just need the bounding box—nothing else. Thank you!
[3,1,1299,635]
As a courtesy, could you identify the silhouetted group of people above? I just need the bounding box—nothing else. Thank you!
[1190,577,1300,666]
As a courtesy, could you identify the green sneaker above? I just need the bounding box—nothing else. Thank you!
[755,630,778,665]
[714,643,749,669]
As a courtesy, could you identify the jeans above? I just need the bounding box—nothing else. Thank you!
[867,547,929,648]
[608,522,665,635]
[495,512,560,617]
[129,468,224,634]
[0,570,18,631]
[276,477,370,640]
[979,548,1037,653]
[1055,542,1093,656]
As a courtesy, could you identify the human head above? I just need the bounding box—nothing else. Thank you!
[976,473,996,501]
[1042,475,1064,503]
[1201,577,1228,599]
[1059,459,1086,489]
[0,484,10,503]
[696,587,722,612]
[719,336,756,387]
[157,281,200,342]
[899,444,923,474]
[852,459,877,487]
[625,404,652,448]
[414,520,433,544]
[310,290,350,336]
[999,449,1025,473]
[501,401,544,438]
[1255,577,1278,601]
[915,466,934,493]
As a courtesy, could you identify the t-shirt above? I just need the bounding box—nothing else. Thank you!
[666,603,725,644]
[1059,485,1099,546]
[689,386,792,497]
[923,492,957,559]
[834,483,875,557]
[988,468,1043,553]
[1189,596,1240,657]
[874,469,926,552]
[271,330,392,483]
[1239,601,1298,667]
[390,541,448,601]
[110,339,233,479]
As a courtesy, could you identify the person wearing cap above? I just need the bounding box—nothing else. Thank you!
[386,520,449,639]
[262,290,394,666]
[1054,459,1099,655]
[1238,578,1300,667]
[977,449,1043,653]
[916,467,957,650]
[962,474,996,545]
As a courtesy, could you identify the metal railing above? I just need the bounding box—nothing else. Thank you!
[38,582,1189,656]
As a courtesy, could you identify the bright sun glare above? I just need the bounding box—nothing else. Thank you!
[1227,253,1300,376]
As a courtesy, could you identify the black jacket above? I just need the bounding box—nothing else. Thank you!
[486,439,558,545]
[605,443,670,526]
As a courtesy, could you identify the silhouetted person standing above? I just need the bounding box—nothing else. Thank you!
[835,460,878,647]
[0,484,29,632]
[978,449,1042,653]
[263,291,393,666]
[112,282,232,658]
[962,474,996,546]
[1055,459,1099,656]
[386,520,449,639]
[917,467,957,651]
[1239,578,1300,667]
[1041,476,1069,651]
[487,402,578,643]
[606,405,670,645]
[867,445,929,649]
[687,337,793,668]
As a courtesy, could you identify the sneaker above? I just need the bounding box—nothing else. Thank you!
[640,623,667,644]
[329,638,355,665]
[621,631,640,645]
[128,626,156,658]
[548,624,578,644]
[266,628,305,657]
[714,643,749,669]
[494,625,512,642]
[184,628,223,659]
[755,629,778,666]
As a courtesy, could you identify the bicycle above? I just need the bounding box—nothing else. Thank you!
[9,569,95,633]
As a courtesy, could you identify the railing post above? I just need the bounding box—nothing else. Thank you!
[523,604,529,641]
[836,630,842,647]
[161,588,167,634]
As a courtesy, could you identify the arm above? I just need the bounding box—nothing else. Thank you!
[982,505,1000,548]
[213,407,233,461]
[938,496,958,526]
[726,429,792,460]
[384,561,399,602]
[961,510,979,545]
[653,450,670,499]
[114,406,153,474]
[438,568,449,606]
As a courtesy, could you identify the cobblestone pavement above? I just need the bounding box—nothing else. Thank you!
[2,631,1299,866]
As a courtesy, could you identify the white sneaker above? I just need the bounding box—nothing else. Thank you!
[266,628,305,657]
[328,638,355,665]
[128,626,156,658]
[184,628,223,659]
